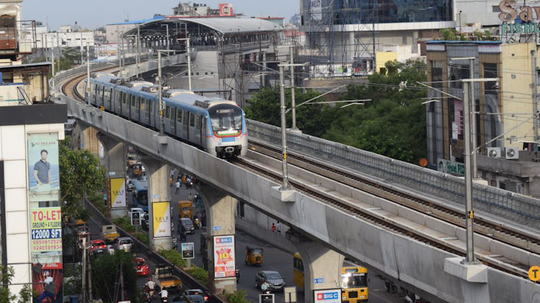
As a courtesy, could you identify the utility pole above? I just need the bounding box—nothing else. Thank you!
[51,38,55,88]
[158,50,175,136]
[469,58,478,179]
[57,33,61,73]
[80,31,84,65]
[86,42,91,104]
[81,237,87,303]
[136,24,141,79]
[290,44,298,130]
[461,77,498,264]
[532,50,539,142]
[187,36,192,91]
[88,246,93,302]
[120,262,125,301]
[279,64,289,190]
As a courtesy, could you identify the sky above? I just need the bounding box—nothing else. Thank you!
[21,0,299,30]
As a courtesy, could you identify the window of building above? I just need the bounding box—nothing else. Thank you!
[484,63,498,96]
[431,60,443,90]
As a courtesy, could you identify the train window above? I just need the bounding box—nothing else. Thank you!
[190,112,195,127]
[197,115,202,129]
[140,98,146,110]
[104,88,111,101]
[136,97,141,109]
[165,106,171,119]
[177,110,182,123]
[148,100,152,113]
[183,111,188,124]
[131,95,136,107]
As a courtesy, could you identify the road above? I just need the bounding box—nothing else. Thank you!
[85,167,406,303]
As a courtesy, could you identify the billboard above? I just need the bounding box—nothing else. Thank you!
[181,242,195,259]
[31,207,62,253]
[32,263,63,303]
[213,235,235,278]
[152,202,171,238]
[314,289,342,303]
[219,3,233,16]
[110,178,126,208]
[27,133,60,202]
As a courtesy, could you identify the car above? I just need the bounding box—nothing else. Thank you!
[180,218,195,234]
[141,213,149,231]
[116,237,134,252]
[133,257,150,276]
[90,240,107,255]
[184,289,208,303]
[255,270,286,292]
[172,294,205,303]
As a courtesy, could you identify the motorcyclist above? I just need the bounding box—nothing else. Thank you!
[160,289,169,302]
[145,278,156,296]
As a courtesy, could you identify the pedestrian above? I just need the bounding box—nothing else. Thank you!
[276,221,281,234]
[188,193,193,202]
[271,223,276,233]
[175,180,181,194]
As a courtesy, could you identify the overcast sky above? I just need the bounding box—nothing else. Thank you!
[22,0,299,30]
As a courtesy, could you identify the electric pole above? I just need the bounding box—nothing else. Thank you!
[290,44,298,130]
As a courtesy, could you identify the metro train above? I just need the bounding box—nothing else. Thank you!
[88,74,248,157]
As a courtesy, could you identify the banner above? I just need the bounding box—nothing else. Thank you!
[219,3,233,16]
[181,242,194,259]
[213,235,235,278]
[31,207,62,253]
[27,133,60,202]
[152,202,171,238]
[110,178,126,208]
[32,263,63,303]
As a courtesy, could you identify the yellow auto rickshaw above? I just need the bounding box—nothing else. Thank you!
[132,163,143,177]
[245,246,263,266]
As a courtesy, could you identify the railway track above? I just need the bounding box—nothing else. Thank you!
[234,143,538,280]
[247,140,540,255]
[60,67,536,280]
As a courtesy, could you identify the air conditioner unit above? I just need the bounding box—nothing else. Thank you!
[505,147,519,160]
[487,147,501,158]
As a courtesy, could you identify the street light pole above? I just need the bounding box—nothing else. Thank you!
[290,44,298,130]
[158,50,176,136]
[86,42,91,105]
[279,65,289,190]
[162,24,170,52]
[136,24,141,79]
[177,37,192,91]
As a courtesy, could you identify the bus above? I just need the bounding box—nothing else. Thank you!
[131,179,148,212]
[293,253,368,303]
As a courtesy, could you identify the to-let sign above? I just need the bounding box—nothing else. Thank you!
[31,207,62,253]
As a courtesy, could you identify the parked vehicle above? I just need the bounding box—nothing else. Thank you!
[134,257,150,276]
[180,218,195,234]
[178,201,193,219]
[101,225,119,244]
[90,240,107,255]
[153,265,182,292]
[116,237,134,252]
[255,271,286,292]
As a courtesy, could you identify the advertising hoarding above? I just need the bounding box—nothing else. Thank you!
[314,289,342,303]
[27,133,60,202]
[32,263,63,303]
[152,202,171,238]
[213,235,235,278]
[110,178,126,208]
[30,207,62,253]
[181,242,195,259]
[219,3,233,16]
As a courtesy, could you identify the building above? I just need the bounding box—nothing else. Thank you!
[172,2,234,17]
[105,16,165,44]
[0,0,67,301]
[298,0,501,77]
[425,40,540,197]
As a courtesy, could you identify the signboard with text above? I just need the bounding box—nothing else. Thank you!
[31,207,62,253]
[314,289,342,303]
[152,202,171,238]
[110,178,126,208]
[213,235,235,278]
[27,133,60,202]
[182,242,195,259]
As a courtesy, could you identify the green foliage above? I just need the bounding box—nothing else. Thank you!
[63,263,82,296]
[159,249,187,268]
[186,266,209,285]
[60,136,106,221]
[114,217,135,232]
[0,266,33,303]
[225,290,252,303]
[244,87,337,137]
[134,232,150,246]
[91,250,139,302]
[324,59,427,163]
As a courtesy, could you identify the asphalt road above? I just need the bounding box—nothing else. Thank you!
[85,167,406,303]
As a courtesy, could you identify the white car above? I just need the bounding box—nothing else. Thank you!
[116,237,134,252]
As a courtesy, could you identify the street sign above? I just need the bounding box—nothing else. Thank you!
[131,211,141,226]
[259,293,275,303]
[314,278,324,284]
[284,286,297,303]
[213,225,222,231]
[314,289,342,303]
[181,242,195,259]
[529,266,540,282]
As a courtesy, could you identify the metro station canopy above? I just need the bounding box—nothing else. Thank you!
[123,16,283,47]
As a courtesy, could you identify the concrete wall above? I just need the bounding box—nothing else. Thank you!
[64,96,540,302]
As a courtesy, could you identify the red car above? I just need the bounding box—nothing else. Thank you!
[90,240,107,255]
[134,257,149,276]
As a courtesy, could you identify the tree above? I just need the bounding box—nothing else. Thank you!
[0,266,32,303]
[60,136,106,221]
[323,59,428,163]
[245,87,337,138]
[91,251,139,302]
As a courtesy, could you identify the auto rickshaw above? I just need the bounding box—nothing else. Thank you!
[245,246,264,266]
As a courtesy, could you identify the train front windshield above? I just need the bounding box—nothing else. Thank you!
[209,105,242,135]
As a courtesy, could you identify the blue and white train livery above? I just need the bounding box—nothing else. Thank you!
[88,73,247,157]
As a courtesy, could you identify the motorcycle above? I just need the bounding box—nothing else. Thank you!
[236,268,240,282]
[193,216,200,229]
[404,290,428,303]
[186,177,194,189]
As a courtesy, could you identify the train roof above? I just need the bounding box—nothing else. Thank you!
[91,74,240,112]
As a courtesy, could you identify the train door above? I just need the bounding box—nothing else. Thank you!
[170,107,177,135]
[201,115,207,150]
[182,110,189,140]
[188,112,195,142]
[140,98,147,124]
[194,114,202,145]
[175,109,183,138]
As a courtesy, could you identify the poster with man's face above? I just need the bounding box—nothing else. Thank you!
[27,133,60,202]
